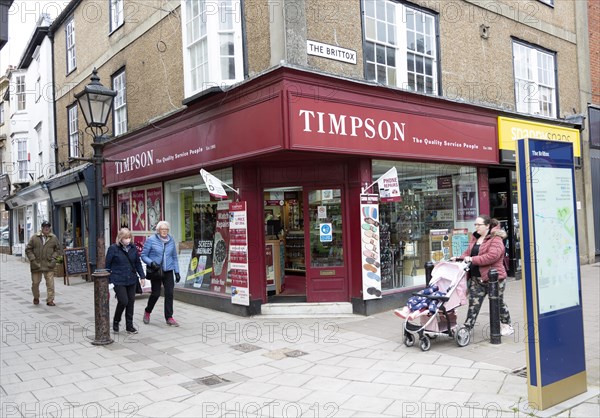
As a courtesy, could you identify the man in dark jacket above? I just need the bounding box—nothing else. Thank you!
[25,220,62,306]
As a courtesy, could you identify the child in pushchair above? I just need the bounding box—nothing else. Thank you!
[394,261,470,351]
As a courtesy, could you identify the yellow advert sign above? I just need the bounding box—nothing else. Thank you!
[498,117,580,157]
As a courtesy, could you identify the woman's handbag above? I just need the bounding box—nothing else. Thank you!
[135,279,143,294]
[146,264,164,280]
[146,243,166,280]
[123,246,144,293]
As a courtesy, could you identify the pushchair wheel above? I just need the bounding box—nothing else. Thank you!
[419,336,431,351]
[455,326,471,347]
[404,333,415,347]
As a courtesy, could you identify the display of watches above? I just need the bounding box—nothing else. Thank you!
[212,232,227,275]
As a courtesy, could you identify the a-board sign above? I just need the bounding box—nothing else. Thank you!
[64,247,89,276]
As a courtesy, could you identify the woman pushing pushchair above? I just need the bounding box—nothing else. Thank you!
[453,214,514,336]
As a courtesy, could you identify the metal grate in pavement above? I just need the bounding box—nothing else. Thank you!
[284,349,308,358]
[196,375,231,386]
[232,343,261,353]
[512,366,527,378]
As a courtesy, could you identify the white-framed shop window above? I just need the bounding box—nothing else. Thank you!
[110,0,124,32]
[363,0,438,94]
[65,16,76,73]
[512,41,557,118]
[181,0,243,97]
[112,69,127,136]
[68,104,79,158]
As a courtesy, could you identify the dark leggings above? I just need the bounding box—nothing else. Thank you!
[145,271,174,320]
[114,283,137,327]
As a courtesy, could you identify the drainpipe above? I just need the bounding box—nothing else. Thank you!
[48,31,59,176]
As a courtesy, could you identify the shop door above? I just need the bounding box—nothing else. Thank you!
[304,188,348,302]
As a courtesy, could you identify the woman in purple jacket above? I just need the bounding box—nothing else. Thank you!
[459,215,514,336]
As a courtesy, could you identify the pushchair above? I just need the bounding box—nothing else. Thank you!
[394,261,470,351]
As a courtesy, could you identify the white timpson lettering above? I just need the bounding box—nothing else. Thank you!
[365,118,376,139]
[298,109,406,142]
[299,109,314,132]
[350,116,362,136]
[316,112,325,133]
[115,150,154,175]
[329,114,347,135]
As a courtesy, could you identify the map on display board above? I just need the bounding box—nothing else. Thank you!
[531,166,579,314]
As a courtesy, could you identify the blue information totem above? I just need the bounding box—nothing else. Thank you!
[515,138,587,410]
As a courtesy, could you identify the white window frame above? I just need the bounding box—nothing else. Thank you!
[65,17,76,73]
[17,138,28,181]
[68,104,79,158]
[538,0,554,7]
[112,70,127,136]
[512,41,557,118]
[181,0,244,97]
[35,76,41,103]
[0,102,4,125]
[16,75,26,111]
[363,0,438,94]
[110,0,124,32]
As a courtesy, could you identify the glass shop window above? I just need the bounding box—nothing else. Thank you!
[372,160,479,289]
[164,168,235,294]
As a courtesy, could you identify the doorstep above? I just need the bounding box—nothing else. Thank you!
[260,302,355,318]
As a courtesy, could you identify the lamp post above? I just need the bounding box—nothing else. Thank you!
[75,68,117,346]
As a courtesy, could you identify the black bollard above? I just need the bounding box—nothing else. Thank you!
[92,269,113,345]
[488,268,501,344]
[425,261,435,287]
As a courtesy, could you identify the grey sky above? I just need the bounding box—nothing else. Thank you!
[1,1,64,71]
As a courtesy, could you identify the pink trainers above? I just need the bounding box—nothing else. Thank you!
[166,317,179,327]
[143,311,150,324]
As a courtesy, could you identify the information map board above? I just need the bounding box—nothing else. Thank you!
[516,138,586,410]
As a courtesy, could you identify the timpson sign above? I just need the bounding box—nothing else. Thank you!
[291,96,498,163]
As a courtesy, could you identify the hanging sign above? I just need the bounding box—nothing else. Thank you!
[200,169,228,199]
[229,201,249,306]
[377,167,401,202]
[360,194,382,300]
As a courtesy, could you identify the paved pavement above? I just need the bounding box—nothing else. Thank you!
[1,253,598,417]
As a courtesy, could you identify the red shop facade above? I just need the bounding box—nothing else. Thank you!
[103,66,498,316]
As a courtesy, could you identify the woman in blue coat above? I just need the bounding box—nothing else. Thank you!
[141,221,180,327]
[106,228,145,334]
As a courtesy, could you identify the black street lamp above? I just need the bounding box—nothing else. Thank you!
[75,68,117,346]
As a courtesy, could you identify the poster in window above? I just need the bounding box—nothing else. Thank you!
[118,192,131,228]
[184,239,214,289]
[455,184,477,221]
[131,190,146,231]
[360,194,382,300]
[210,201,231,294]
[452,229,469,258]
[230,201,249,306]
[146,187,163,231]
